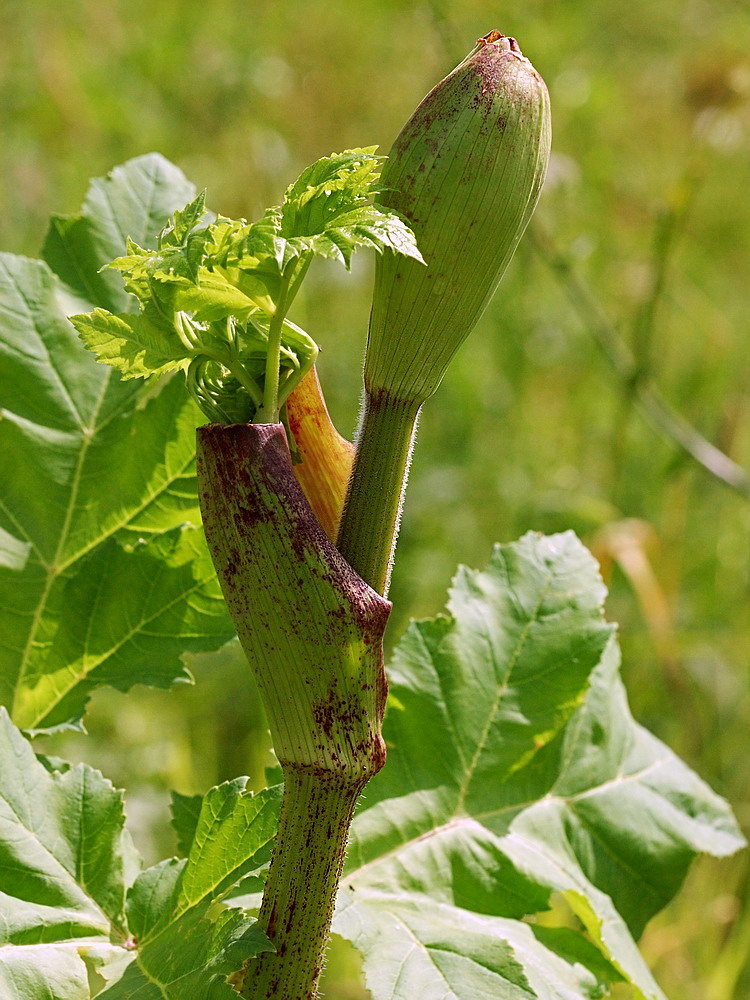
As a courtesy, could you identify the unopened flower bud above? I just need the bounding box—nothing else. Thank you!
[365,30,551,403]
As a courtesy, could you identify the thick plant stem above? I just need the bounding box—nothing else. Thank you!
[238,765,368,1000]
[337,390,421,595]
[196,423,390,997]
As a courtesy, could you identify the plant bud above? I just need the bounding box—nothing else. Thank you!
[365,31,551,403]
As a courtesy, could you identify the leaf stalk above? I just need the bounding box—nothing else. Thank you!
[256,270,294,424]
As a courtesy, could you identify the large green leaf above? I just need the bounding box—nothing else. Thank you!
[0,709,282,1000]
[0,708,137,998]
[0,156,235,733]
[334,898,612,1000]
[11,526,235,732]
[43,154,196,314]
[98,905,268,1000]
[495,636,745,994]
[154,776,280,925]
[98,778,282,999]
[334,533,745,1000]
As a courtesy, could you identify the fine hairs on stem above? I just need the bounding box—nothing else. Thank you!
[338,389,422,597]
[336,392,421,596]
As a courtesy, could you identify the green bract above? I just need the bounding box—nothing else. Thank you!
[71,149,423,425]
[364,31,551,404]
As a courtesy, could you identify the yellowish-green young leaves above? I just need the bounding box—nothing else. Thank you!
[71,149,423,425]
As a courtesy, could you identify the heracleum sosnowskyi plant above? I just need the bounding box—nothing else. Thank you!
[0,27,745,1000]
[68,146,422,999]
[68,30,551,997]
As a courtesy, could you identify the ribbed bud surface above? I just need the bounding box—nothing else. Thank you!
[365,31,551,403]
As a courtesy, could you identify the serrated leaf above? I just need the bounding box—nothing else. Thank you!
[160,191,208,247]
[282,148,382,228]
[513,637,745,932]
[171,779,279,917]
[126,859,185,940]
[99,780,282,999]
[0,708,140,938]
[129,779,281,939]
[12,526,235,733]
[287,205,424,269]
[365,532,612,806]
[43,154,196,313]
[0,160,234,734]
[0,710,282,999]
[72,150,420,427]
[103,208,258,326]
[494,636,745,997]
[166,270,258,322]
[72,308,190,379]
[170,791,204,857]
[335,894,608,1000]
[211,209,285,281]
[0,708,137,996]
[280,149,424,269]
[98,908,267,1000]
[335,533,745,1000]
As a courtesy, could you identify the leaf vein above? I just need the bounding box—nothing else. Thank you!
[452,572,554,815]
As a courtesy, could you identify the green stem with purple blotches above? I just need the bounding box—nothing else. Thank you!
[196,423,389,999]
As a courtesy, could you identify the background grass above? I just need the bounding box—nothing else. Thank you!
[3,0,749,996]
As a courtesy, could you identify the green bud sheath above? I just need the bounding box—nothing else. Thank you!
[365,30,551,403]
[338,32,551,595]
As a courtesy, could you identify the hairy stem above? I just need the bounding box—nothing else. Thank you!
[238,766,368,1000]
[336,390,421,596]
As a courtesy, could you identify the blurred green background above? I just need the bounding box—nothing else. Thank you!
[3,0,749,996]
